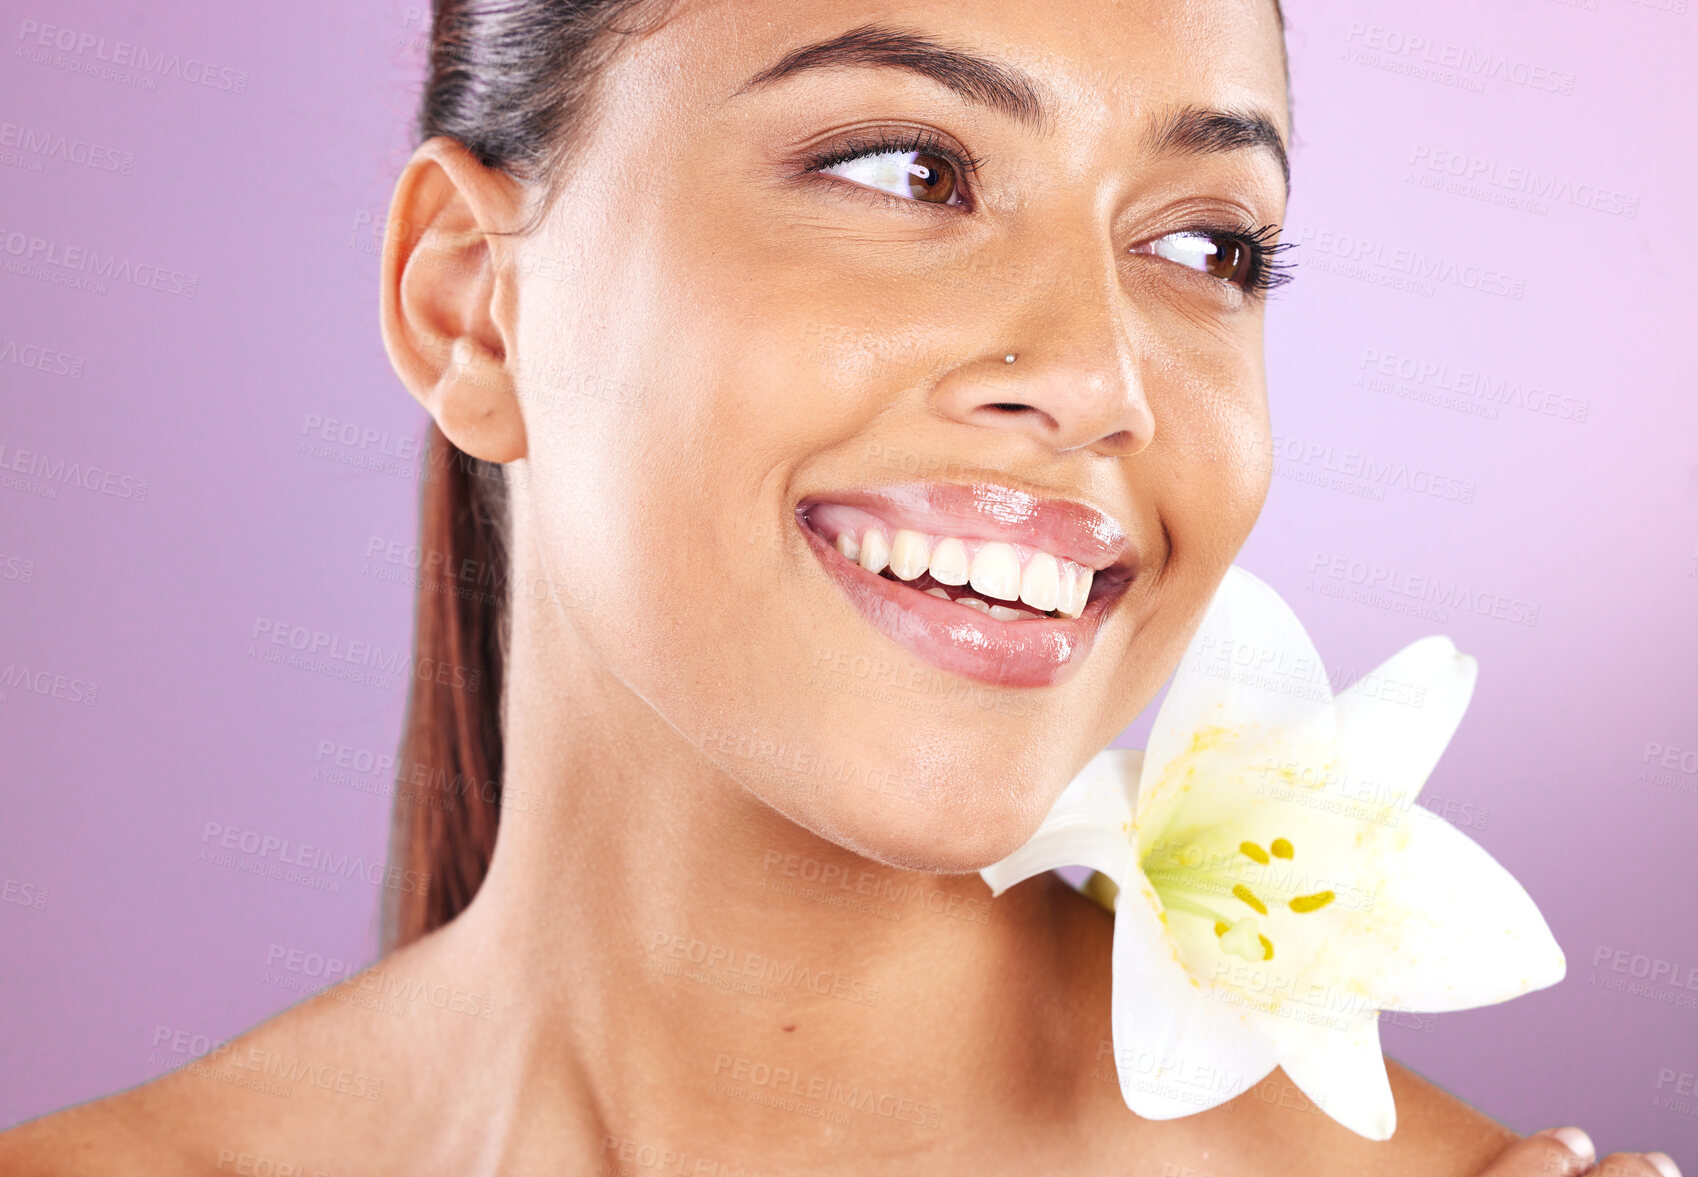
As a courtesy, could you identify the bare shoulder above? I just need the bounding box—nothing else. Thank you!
[1224,1058,1520,1177]
[0,1064,211,1175]
[0,935,449,1176]
[1382,1058,1521,1171]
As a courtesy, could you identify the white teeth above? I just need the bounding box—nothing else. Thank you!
[1019,551,1061,613]
[857,529,889,575]
[1074,568,1094,614]
[888,529,931,581]
[968,542,1021,602]
[1055,565,1094,618]
[827,505,1105,620]
[928,537,970,586]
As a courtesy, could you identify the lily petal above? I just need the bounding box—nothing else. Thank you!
[1331,635,1478,813]
[1337,805,1567,1012]
[1139,567,1337,838]
[1275,1014,1397,1141]
[1108,877,1281,1118]
[980,749,1143,896]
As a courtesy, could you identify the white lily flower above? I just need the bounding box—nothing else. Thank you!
[981,565,1565,1141]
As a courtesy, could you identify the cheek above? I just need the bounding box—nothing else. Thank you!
[508,289,1116,870]
[1213,392,1275,540]
[1092,344,1271,727]
[1152,338,1274,561]
[510,208,808,570]
[507,224,848,693]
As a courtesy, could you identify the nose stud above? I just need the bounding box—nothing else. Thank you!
[1004,353,1016,364]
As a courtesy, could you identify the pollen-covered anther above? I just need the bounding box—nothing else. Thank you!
[1231,883,1268,915]
[1289,890,1335,914]
[1146,834,1329,966]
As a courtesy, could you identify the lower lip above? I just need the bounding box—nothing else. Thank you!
[797,517,1119,689]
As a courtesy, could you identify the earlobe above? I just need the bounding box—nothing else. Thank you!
[435,337,527,464]
[379,137,528,465]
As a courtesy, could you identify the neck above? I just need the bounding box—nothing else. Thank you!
[443,584,1107,1160]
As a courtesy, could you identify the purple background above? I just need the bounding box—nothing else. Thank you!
[3,0,1695,1162]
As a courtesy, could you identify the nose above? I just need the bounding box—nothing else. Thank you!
[928,263,1155,459]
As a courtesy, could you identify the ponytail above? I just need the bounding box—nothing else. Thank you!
[384,425,509,949]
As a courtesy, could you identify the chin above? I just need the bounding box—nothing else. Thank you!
[771,758,1071,876]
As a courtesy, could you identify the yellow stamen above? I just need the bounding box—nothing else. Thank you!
[1239,841,1270,864]
[1270,838,1294,859]
[1259,934,1274,961]
[1232,883,1268,915]
[1288,890,1335,914]
[1214,921,1230,937]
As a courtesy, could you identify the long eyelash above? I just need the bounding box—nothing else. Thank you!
[1219,222,1297,296]
[800,128,984,197]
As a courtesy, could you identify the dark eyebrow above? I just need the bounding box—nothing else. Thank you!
[733,23,1048,131]
[1148,105,1290,191]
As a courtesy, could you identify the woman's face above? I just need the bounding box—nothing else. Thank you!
[508,0,1289,870]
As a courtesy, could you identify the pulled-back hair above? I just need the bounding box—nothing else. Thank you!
[384,0,672,950]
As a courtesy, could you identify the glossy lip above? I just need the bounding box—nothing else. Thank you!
[795,481,1139,689]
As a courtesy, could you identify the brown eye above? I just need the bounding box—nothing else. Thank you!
[1204,238,1252,284]
[1132,231,1253,286]
[901,152,958,203]
[819,149,964,206]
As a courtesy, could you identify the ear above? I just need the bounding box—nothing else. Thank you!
[379,136,528,464]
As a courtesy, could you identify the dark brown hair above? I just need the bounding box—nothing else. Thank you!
[382,0,1289,951]
[383,0,669,950]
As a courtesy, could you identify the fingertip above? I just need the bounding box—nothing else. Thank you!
[1535,1126,1596,1167]
[1643,1152,1681,1177]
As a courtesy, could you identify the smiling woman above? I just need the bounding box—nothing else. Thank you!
[0,1,1680,1175]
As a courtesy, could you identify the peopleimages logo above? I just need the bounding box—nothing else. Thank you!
[1271,432,1477,505]
[0,337,84,380]
[0,661,99,706]
[0,227,199,298]
[0,440,150,502]
[199,821,430,895]
[1292,225,1526,300]
[0,121,135,175]
[1307,552,1541,627]
[248,618,483,693]
[14,19,249,94]
[1356,349,1591,424]
[1407,145,1639,219]
[1343,22,1577,96]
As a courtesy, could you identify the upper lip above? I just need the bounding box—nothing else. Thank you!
[795,480,1139,583]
